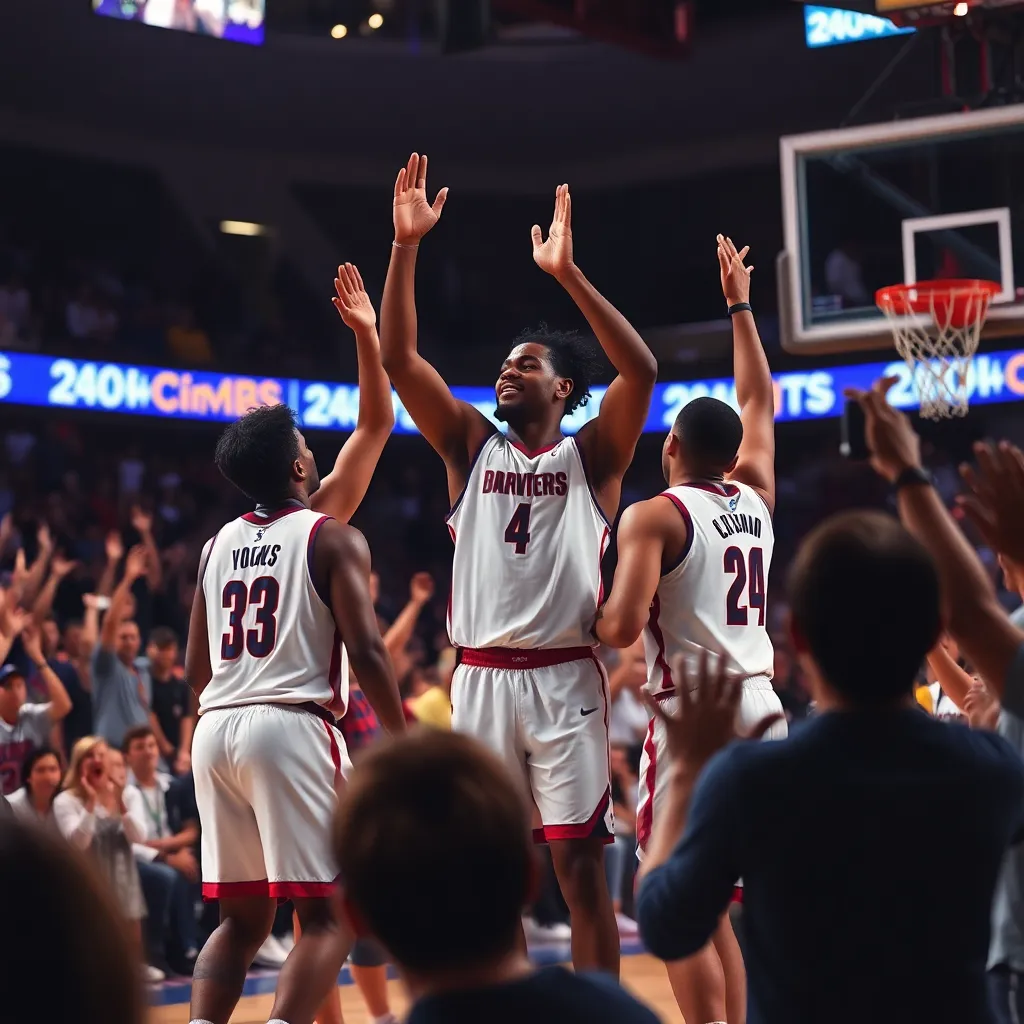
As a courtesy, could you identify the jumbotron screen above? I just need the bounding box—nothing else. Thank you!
[93,0,265,45]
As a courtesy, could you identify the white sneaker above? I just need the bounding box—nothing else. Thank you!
[522,916,571,943]
[143,964,166,983]
[615,912,639,937]
[252,934,289,968]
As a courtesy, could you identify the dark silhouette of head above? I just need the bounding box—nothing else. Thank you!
[334,729,534,978]
[662,397,744,484]
[215,404,320,506]
[0,821,145,1024]
[494,326,602,429]
[788,510,942,707]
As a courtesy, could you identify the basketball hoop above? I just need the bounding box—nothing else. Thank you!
[875,279,1000,420]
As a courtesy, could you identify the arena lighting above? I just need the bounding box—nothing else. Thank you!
[953,1,969,12]
[219,220,268,237]
[330,22,348,37]
[368,12,384,28]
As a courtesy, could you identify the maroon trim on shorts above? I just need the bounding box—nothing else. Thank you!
[321,717,344,790]
[459,646,594,670]
[270,881,338,899]
[533,786,614,845]
[202,879,270,901]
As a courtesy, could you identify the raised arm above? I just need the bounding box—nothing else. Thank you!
[719,237,775,513]
[21,622,72,722]
[925,639,974,712]
[316,520,405,735]
[183,538,215,702]
[534,185,657,505]
[380,154,494,494]
[312,263,395,524]
[100,546,146,651]
[383,572,434,664]
[595,498,679,649]
[849,380,1023,698]
[130,506,163,593]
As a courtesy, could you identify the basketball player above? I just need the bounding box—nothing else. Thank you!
[595,236,782,1024]
[380,153,657,975]
[186,265,405,1024]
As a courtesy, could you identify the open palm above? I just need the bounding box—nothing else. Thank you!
[531,184,574,278]
[393,153,448,246]
[333,263,376,332]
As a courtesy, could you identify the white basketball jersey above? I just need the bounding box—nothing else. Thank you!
[643,481,774,699]
[200,504,349,718]
[447,433,610,649]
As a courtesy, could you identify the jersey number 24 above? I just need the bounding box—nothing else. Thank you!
[724,546,765,627]
[221,577,280,660]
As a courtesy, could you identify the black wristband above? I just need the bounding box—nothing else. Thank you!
[728,302,752,316]
[893,466,933,492]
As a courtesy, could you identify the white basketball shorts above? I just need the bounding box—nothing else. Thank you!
[192,702,352,900]
[451,647,614,844]
[636,677,787,860]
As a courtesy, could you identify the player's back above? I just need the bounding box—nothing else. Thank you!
[447,433,610,650]
[200,504,348,718]
[644,481,774,697]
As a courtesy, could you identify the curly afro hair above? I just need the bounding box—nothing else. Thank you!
[214,404,300,505]
[512,324,604,415]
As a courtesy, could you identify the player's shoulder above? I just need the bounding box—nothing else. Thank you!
[309,516,370,562]
[618,492,691,542]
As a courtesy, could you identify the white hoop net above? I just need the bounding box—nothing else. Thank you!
[876,281,999,420]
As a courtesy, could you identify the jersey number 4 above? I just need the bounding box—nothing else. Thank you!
[724,546,765,626]
[221,577,280,660]
[504,503,532,555]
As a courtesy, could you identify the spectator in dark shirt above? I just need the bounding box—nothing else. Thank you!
[635,509,1024,1024]
[141,626,192,773]
[333,729,659,1024]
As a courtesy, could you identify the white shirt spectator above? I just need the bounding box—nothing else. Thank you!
[7,786,56,827]
[53,787,147,848]
[127,771,173,863]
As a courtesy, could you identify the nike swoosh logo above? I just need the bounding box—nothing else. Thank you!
[580,707,599,716]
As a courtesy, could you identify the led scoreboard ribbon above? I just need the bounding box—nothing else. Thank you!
[1,349,1024,434]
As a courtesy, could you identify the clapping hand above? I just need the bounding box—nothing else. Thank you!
[957,441,1024,568]
[645,650,782,774]
[409,571,435,606]
[718,235,753,306]
[531,184,574,280]
[844,377,922,484]
[393,153,448,246]
[51,553,78,579]
[332,263,376,333]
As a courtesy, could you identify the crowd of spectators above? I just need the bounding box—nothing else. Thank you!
[1,392,1021,991]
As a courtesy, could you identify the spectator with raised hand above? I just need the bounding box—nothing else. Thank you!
[140,626,192,773]
[130,504,163,592]
[634,501,1024,1024]
[0,620,72,795]
[91,545,152,749]
[845,380,1024,1024]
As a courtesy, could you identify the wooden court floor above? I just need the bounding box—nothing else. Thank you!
[149,954,683,1024]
